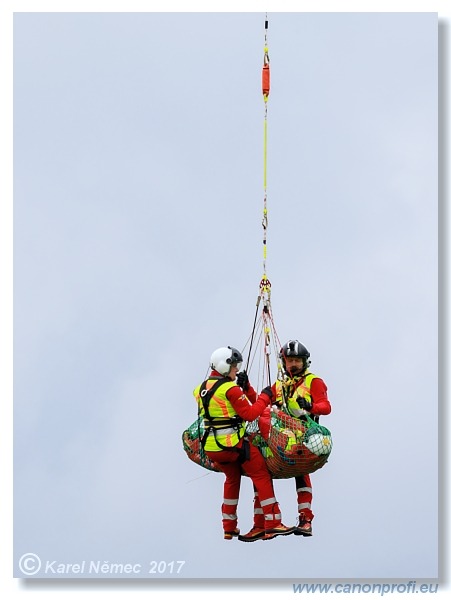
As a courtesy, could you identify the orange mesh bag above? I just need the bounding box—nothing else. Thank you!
[247,407,333,479]
[182,417,220,473]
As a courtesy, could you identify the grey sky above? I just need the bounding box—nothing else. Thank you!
[9,7,442,589]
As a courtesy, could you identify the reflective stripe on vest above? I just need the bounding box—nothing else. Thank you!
[275,372,317,419]
[193,378,246,451]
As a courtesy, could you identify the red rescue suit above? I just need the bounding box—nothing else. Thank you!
[254,373,331,523]
[277,373,330,521]
[194,370,282,534]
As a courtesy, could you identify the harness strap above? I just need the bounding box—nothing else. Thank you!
[203,417,242,428]
[199,379,244,453]
[280,375,320,423]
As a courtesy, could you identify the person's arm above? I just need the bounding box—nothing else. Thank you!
[226,385,272,421]
[236,371,257,403]
[244,384,257,403]
[310,378,331,416]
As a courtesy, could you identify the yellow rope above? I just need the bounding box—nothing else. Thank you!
[262,18,270,286]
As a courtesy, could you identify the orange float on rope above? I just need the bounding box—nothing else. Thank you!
[262,62,270,98]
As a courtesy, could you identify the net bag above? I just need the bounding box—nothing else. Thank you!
[247,407,333,478]
[182,408,332,479]
[182,416,220,473]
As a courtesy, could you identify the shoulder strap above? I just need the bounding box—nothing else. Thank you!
[304,372,317,385]
[199,378,229,421]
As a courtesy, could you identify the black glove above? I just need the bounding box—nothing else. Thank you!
[236,370,250,391]
[296,396,312,411]
[261,386,274,401]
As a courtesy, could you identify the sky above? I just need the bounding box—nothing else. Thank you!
[0,1,448,598]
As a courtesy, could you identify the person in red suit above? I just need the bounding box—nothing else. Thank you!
[194,345,294,542]
[237,339,331,537]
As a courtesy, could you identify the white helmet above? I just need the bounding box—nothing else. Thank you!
[210,346,243,376]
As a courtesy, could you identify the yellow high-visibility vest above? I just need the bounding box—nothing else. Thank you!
[275,372,318,419]
[193,378,246,451]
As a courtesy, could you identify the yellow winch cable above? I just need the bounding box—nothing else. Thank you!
[261,15,270,289]
[245,15,275,386]
[260,15,272,384]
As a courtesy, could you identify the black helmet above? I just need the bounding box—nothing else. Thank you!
[279,340,311,374]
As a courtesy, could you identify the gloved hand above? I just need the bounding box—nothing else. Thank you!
[261,386,274,404]
[236,370,250,391]
[296,396,312,412]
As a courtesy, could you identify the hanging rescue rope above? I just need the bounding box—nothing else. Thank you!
[260,15,273,386]
[243,14,281,390]
[262,15,270,283]
[182,14,334,480]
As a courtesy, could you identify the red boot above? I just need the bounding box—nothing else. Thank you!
[294,513,313,536]
[263,524,295,540]
[223,528,240,540]
[238,527,266,542]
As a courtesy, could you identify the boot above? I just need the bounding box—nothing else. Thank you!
[223,528,240,540]
[263,524,295,540]
[238,526,265,542]
[294,513,312,536]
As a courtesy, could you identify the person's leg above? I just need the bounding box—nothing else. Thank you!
[207,449,241,538]
[294,474,313,536]
[238,443,294,541]
[252,485,265,529]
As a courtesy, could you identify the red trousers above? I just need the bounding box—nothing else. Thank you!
[295,474,314,521]
[252,474,314,525]
[206,439,282,533]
